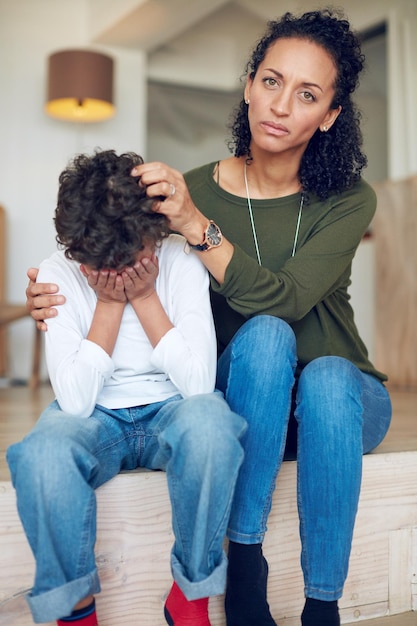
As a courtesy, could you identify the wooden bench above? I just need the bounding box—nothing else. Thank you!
[1,448,416,626]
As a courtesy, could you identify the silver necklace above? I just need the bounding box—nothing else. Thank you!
[243,160,304,266]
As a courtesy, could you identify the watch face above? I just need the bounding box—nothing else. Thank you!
[207,222,222,246]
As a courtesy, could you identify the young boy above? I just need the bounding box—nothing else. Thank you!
[7,150,246,626]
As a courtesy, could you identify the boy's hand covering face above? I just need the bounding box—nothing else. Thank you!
[80,265,127,304]
[121,253,159,304]
[80,245,158,305]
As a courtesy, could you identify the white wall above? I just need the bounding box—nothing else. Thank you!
[0,0,147,381]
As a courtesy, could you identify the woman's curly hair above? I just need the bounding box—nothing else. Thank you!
[54,149,169,270]
[228,8,367,199]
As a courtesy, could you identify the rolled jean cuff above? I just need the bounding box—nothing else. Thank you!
[27,569,101,623]
[226,528,265,544]
[304,583,343,602]
[171,551,227,601]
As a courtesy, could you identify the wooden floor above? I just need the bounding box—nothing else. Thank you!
[365,614,416,626]
[1,383,416,482]
[0,383,54,480]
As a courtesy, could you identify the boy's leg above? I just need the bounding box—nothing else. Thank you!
[6,401,128,624]
[142,392,246,601]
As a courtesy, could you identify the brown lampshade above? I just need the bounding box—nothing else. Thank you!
[45,49,115,123]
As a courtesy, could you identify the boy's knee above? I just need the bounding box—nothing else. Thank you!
[8,430,59,469]
[184,393,245,433]
[164,393,246,457]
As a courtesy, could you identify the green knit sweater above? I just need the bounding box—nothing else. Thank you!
[184,162,386,382]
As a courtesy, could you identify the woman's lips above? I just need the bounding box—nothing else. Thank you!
[260,121,289,136]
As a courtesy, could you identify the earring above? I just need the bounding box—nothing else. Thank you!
[245,99,250,105]
[322,125,328,132]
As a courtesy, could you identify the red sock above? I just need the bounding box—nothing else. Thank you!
[57,612,97,626]
[164,581,210,626]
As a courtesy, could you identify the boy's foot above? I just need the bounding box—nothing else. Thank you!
[164,581,211,626]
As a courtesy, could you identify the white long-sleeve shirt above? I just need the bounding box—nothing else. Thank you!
[38,234,217,417]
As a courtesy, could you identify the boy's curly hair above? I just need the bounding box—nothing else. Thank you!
[54,149,169,270]
[228,9,367,199]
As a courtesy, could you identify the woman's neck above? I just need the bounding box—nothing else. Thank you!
[217,153,302,200]
[244,146,302,198]
[244,158,301,199]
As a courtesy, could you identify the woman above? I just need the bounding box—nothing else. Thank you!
[27,9,391,626]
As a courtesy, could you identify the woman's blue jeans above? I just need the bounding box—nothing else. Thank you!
[216,315,392,601]
[6,392,246,623]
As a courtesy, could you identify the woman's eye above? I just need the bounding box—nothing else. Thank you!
[301,91,316,102]
[263,77,278,87]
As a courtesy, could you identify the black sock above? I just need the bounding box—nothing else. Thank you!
[225,541,277,626]
[301,598,340,626]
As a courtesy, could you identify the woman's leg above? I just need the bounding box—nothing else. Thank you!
[217,316,297,542]
[6,401,130,624]
[216,316,297,626]
[295,357,391,624]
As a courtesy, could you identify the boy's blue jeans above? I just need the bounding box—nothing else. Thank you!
[217,315,392,602]
[7,392,246,623]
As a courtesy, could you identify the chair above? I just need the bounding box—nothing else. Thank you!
[0,204,41,389]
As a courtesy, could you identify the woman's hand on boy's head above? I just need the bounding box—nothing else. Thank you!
[131,161,200,237]
[121,254,159,304]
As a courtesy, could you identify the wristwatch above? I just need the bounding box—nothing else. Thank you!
[188,220,223,252]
